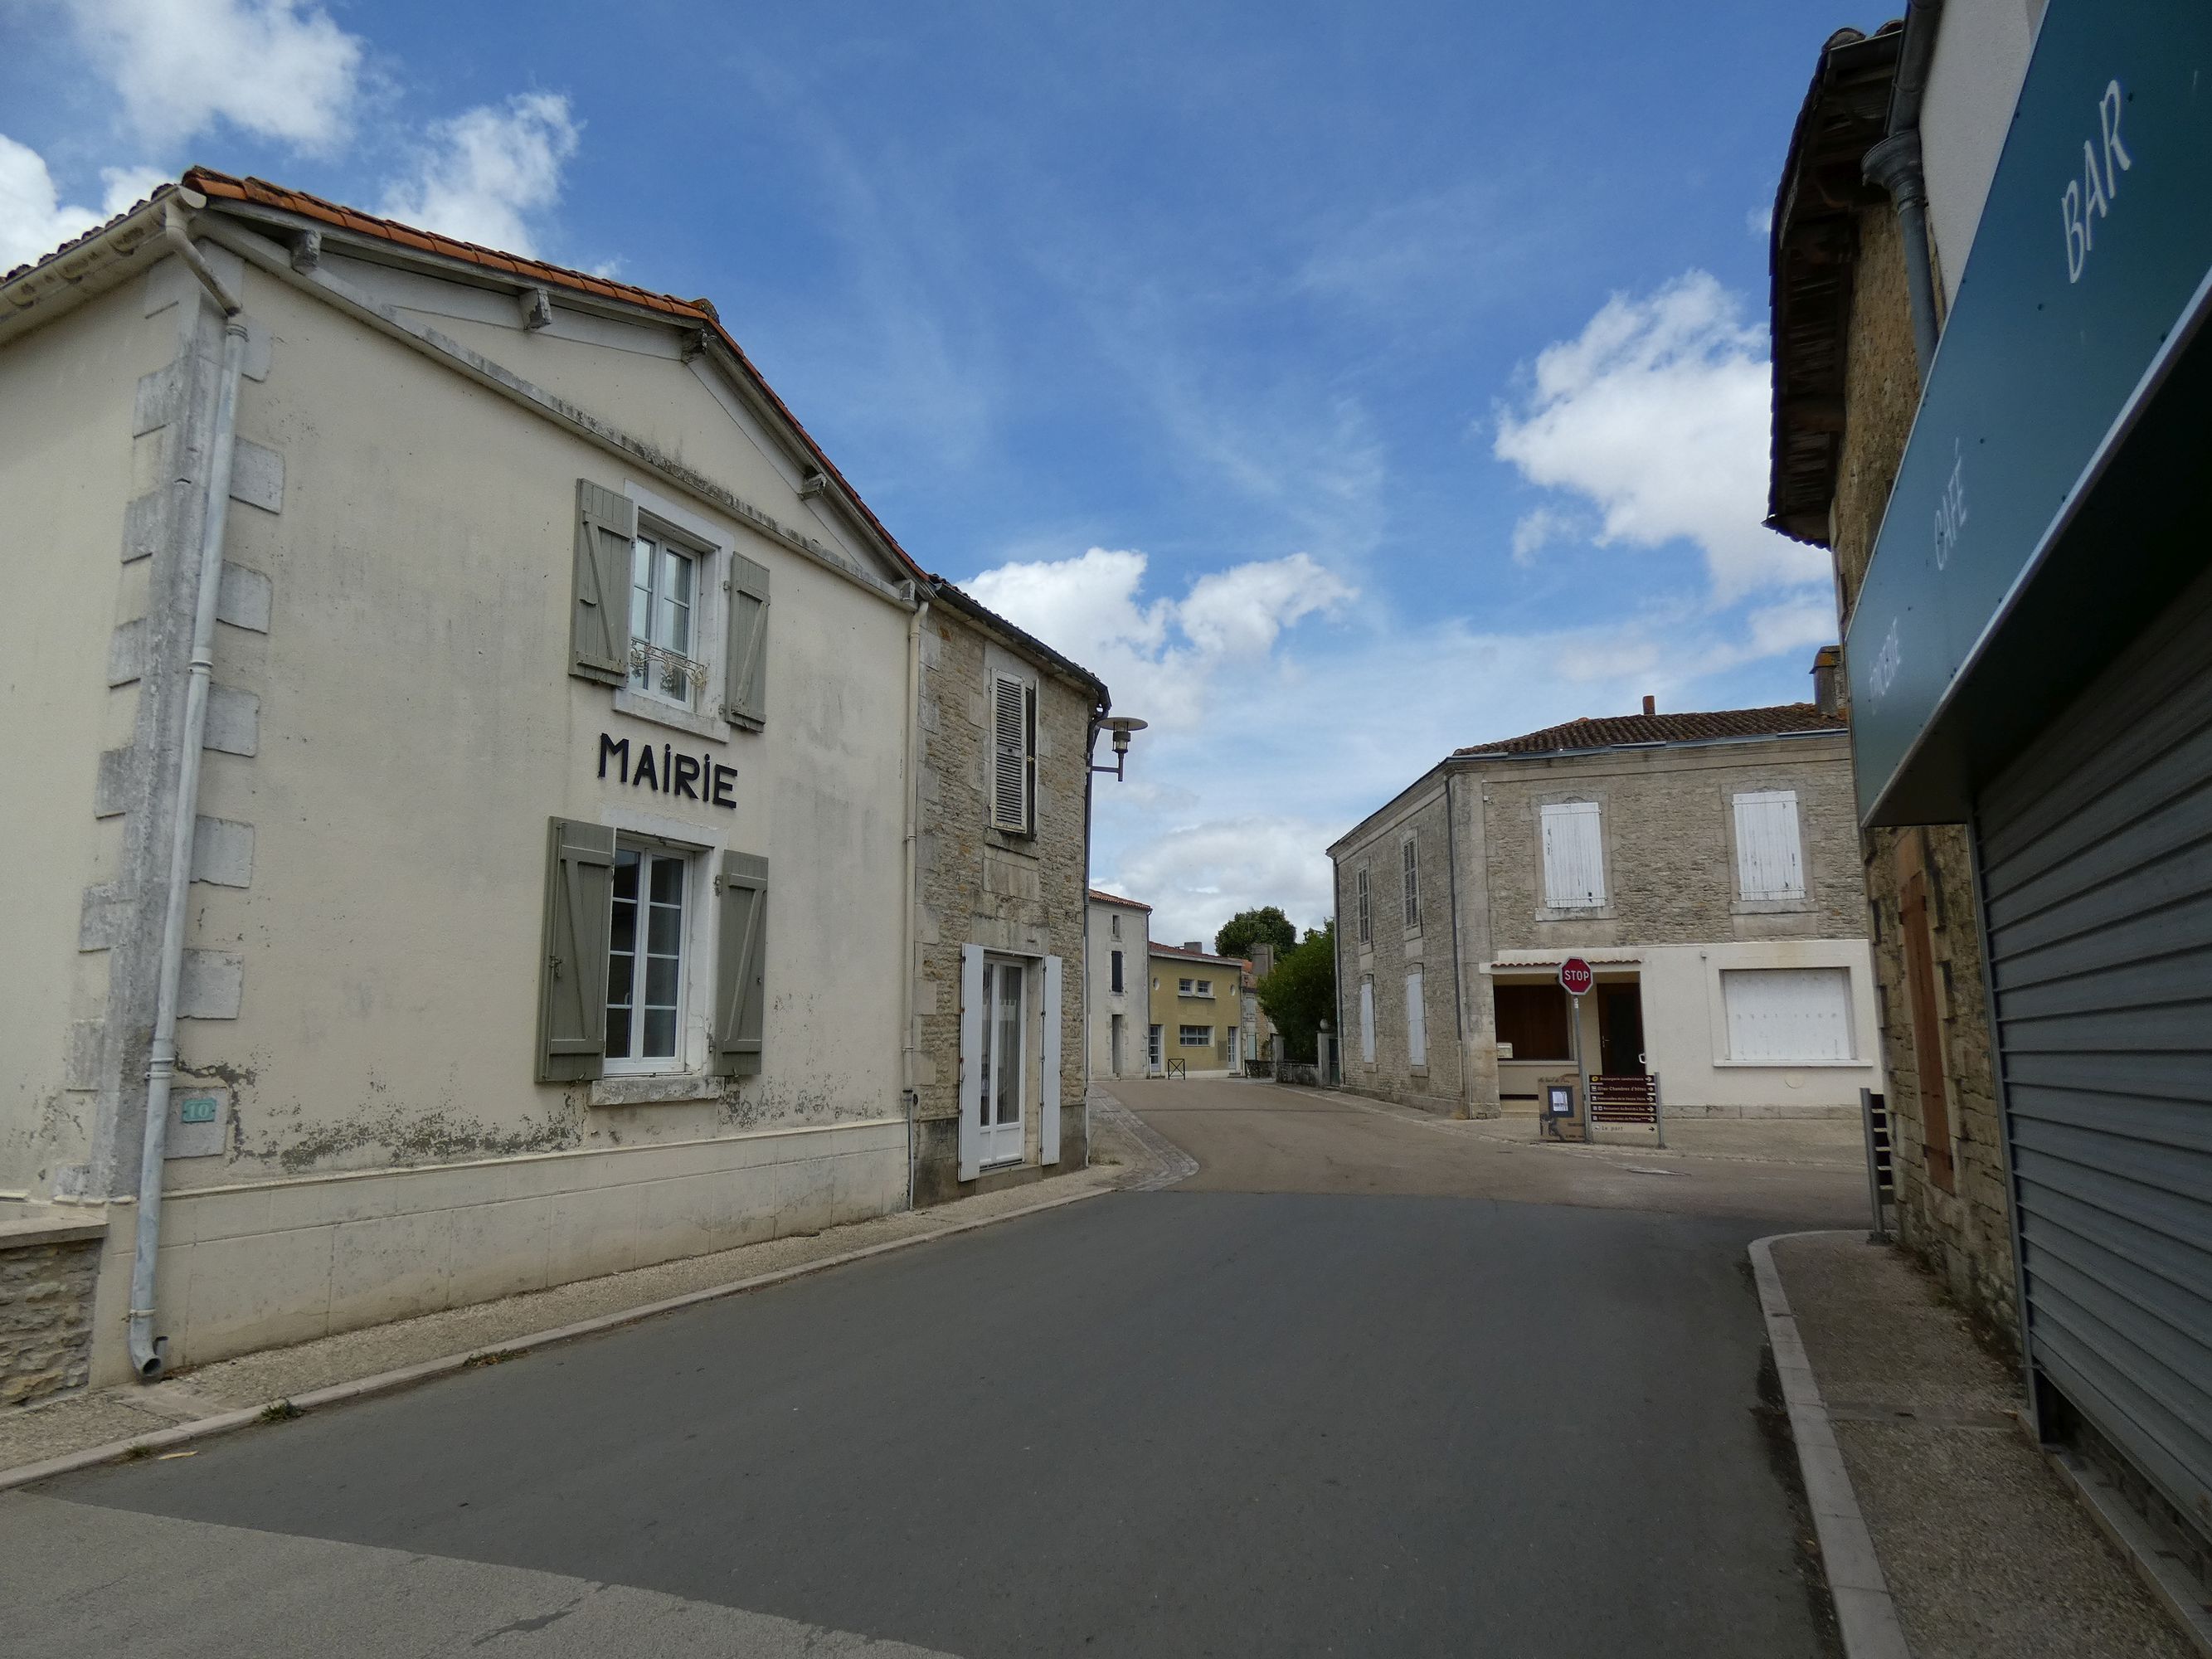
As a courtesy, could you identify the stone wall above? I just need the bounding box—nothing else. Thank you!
[911,604,1093,1204]
[1479,737,1864,953]
[1,1237,100,1407]
[1335,779,1467,1114]
[1832,201,2017,1350]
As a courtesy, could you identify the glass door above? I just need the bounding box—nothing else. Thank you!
[980,960,1025,1165]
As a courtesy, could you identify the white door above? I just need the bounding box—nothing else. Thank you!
[979,959,1026,1165]
[1148,1024,1164,1072]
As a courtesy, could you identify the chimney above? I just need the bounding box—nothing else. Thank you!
[1641,694,1656,717]
[1184,941,1203,953]
[1811,645,1844,716]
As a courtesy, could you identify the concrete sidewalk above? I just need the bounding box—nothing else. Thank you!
[0,1097,1162,1485]
[1772,1231,2196,1657]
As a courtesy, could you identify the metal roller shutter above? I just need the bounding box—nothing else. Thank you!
[1976,580,2212,1535]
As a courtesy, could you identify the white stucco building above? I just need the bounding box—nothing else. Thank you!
[0,170,1106,1398]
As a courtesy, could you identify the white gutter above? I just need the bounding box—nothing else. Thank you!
[129,204,247,1379]
[899,589,931,1209]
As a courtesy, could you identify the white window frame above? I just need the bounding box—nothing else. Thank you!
[1195,978,1213,997]
[1733,789,1808,904]
[1406,967,1427,1068]
[989,671,1038,834]
[1179,976,1195,995]
[1402,838,1422,931]
[628,528,704,712]
[603,840,695,1076]
[1179,1024,1213,1047]
[612,486,738,743]
[1540,800,1607,912]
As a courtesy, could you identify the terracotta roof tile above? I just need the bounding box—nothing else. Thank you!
[1087,888,1151,909]
[1,181,182,285]
[1456,703,1845,758]
[1150,942,1247,968]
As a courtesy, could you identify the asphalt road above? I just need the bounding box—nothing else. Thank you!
[5,1080,1860,1657]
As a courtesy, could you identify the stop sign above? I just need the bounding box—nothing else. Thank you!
[1558,957,1595,997]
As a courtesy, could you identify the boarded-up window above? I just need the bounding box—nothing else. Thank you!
[1541,801,1605,908]
[1494,984,1572,1061]
[990,673,1036,834]
[1723,967,1853,1061]
[1359,976,1375,1062]
[1733,791,1806,900]
[1406,967,1427,1067]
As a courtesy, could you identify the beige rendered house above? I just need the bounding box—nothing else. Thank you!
[1147,941,1250,1077]
[0,171,1107,1399]
[1329,695,1878,1120]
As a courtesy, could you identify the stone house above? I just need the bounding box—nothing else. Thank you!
[1147,942,1249,1076]
[907,589,1107,1204]
[1767,0,2212,1550]
[1083,889,1152,1082]
[1328,697,1878,1121]
[0,170,1106,1399]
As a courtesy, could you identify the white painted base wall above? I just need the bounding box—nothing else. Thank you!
[86,1118,906,1383]
[1495,938,1879,1120]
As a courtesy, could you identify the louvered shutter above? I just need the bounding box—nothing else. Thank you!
[990,674,1030,832]
[1402,839,1421,928]
[571,481,635,685]
[1542,801,1606,907]
[714,851,768,1074]
[1041,954,1063,1165]
[724,552,770,728]
[1733,791,1806,900]
[958,944,984,1179]
[1356,868,1371,942]
[537,818,615,1082]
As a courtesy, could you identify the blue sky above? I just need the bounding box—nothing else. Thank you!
[2,0,1863,946]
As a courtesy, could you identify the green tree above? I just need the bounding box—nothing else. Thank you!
[1257,922,1336,1063]
[1213,906,1297,961]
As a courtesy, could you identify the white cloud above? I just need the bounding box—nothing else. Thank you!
[0,136,166,270]
[964,545,1354,735]
[1492,270,1826,601]
[1509,504,1573,565]
[1103,815,1344,951]
[62,0,366,152]
[1748,204,1773,239]
[379,93,580,258]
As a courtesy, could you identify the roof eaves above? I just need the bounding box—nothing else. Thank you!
[182,168,931,587]
[930,581,1109,703]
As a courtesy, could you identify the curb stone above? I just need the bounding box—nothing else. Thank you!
[0,1178,1113,1495]
[1750,1230,1913,1659]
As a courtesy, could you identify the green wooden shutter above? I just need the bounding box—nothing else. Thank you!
[571,480,636,685]
[715,850,769,1074]
[537,818,615,1082]
[724,552,770,728]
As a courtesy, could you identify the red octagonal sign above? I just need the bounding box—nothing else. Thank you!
[1558,957,1595,997]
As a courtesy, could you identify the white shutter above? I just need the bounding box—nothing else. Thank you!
[989,674,1030,832]
[1723,968,1852,1060]
[1041,954,1063,1165]
[958,944,984,1179]
[1405,968,1427,1067]
[1733,791,1806,900]
[1542,801,1605,907]
[1359,976,1376,1062]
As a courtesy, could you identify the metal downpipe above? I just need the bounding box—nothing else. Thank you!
[128,261,246,1379]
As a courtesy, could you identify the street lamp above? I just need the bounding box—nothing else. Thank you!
[1090,715,1147,781]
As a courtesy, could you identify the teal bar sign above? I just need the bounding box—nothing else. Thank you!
[1844,0,2212,824]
